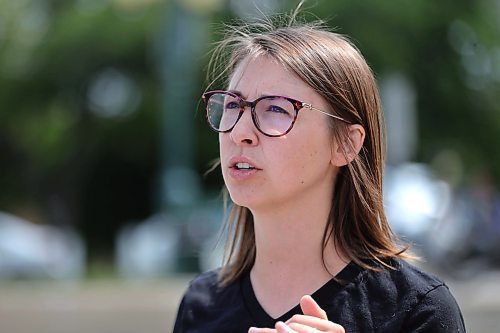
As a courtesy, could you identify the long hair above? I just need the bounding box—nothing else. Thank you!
[207,13,409,286]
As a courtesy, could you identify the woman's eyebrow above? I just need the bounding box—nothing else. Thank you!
[227,90,281,99]
[228,89,244,97]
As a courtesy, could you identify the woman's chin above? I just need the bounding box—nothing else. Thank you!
[228,194,252,208]
[227,191,260,210]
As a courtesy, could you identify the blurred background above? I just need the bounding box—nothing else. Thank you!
[0,0,499,332]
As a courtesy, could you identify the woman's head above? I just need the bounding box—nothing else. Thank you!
[215,54,362,213]
[206,16,407,285]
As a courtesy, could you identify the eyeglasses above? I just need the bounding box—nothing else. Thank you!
[202,90,351,137]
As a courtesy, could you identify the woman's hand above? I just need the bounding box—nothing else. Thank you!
[248,295,345,333]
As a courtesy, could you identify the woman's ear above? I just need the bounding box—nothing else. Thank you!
[331,124,365,167]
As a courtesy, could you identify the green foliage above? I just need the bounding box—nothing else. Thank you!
[307,0,500,180]
[0,0,499,259]
[0,0,164,256]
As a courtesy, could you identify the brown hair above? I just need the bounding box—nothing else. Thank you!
[207,13,409,286]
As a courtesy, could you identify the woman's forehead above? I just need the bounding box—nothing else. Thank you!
[227,55,310,100]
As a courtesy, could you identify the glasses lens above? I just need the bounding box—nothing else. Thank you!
[255,97,296,136]
[206,93,240,132]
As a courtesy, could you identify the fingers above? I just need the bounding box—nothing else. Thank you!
[285,315,345,333]
[287,321,345,333]
[249,322,297,333]
[276,321,298,333]
[285,322,320,332]
[299,295,328,320]
[250,319,344,333]
[250,295,344,333]
[248,327,278,333]
[285,315,327,330]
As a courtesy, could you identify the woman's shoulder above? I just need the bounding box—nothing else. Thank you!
[186,269,221,291]
[388,258,446,290]
[182,268,220,302]
[350,258,465,331]
[174,269,253,332]
[182,267,242,307]
[357,258,452,301]
[390,259,465,330]
[325,258,465,332]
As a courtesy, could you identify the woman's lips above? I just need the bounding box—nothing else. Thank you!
[227,157,261,180]
[228,166,259,180]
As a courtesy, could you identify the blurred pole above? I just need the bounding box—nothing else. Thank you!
[380,72,418,165]
[154,0,284,211]
[155,1,211,210]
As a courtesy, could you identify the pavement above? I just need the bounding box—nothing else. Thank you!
[0,269,499,333]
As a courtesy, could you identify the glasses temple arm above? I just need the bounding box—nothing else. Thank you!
[302,103,352,124]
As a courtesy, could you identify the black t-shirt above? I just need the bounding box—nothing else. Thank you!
[173,259,466,332]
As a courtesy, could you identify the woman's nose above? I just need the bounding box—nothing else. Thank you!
[229,107,259,146]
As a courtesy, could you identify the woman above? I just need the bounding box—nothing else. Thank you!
[173,13,466,333]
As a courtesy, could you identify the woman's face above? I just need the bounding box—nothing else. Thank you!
[220,55,338,212]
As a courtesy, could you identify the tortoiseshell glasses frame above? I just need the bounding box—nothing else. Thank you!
[203,90,351,137]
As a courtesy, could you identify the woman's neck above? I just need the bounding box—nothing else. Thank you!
[249,196,348,319]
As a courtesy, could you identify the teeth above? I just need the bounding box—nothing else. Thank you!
[235,162,254,169]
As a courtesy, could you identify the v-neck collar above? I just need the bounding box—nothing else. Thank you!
[240,261,362,327]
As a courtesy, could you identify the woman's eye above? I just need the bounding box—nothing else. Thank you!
[267,105,289,114]
[225,101,239,109]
